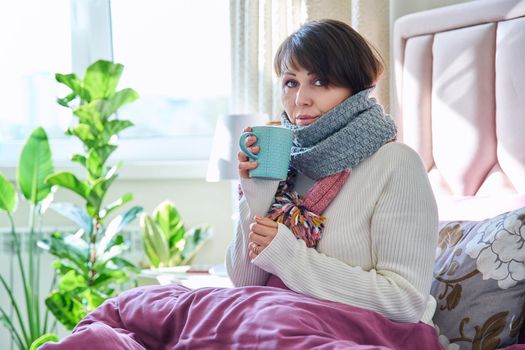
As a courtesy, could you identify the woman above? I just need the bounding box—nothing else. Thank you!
[228,18,438,324]
[41,20,440,350]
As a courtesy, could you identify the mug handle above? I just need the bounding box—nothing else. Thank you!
[239,132,258,159]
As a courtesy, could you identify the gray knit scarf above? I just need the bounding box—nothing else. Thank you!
[280,88,397,180]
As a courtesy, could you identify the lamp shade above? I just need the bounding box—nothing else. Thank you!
[206,113,268,181]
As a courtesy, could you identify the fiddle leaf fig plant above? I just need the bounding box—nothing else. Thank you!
[0,127,58,349]
[38,59,143,330]
[140,200,212,268]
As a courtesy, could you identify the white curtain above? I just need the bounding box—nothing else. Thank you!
[230,0,390,119]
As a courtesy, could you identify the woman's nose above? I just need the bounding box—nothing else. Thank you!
[295,87,313,106]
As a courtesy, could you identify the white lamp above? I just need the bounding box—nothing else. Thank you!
[206,114,268,182]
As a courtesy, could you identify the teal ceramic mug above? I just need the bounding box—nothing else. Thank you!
[239,126,293,180]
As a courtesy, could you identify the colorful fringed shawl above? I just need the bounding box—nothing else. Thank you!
[266,168,350,248]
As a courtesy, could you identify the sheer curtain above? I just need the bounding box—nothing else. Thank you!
[229,0,390,119]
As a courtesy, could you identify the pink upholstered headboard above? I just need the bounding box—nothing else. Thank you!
[393,0,525,220]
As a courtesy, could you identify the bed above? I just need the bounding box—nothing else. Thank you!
[393,0,525,348]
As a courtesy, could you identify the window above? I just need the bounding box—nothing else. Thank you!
[0,0,72,164]
[111,0,231,161]
[0,0,231,168]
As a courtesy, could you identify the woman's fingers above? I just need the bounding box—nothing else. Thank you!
[248,231,265,246]
[238,154,258,179]
[242,127,257,147]
[245,136,257,147]
[249,222,277,239]
[238,151,248,162]
[238,160,258,171]
[238,127,259,179]
[248,240,264,259]
[254,216,278,228]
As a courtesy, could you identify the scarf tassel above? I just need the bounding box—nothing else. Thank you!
[267,202,326,248]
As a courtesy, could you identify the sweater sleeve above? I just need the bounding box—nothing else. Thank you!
[252,147,438,323]
[225,177,280,286]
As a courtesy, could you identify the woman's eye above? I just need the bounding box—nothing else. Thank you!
[284,80,298,88]
[313,79,325,87]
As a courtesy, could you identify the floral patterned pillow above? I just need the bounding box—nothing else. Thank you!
[431,206,525,350]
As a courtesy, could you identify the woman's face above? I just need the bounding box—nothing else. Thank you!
[281,65,352,126]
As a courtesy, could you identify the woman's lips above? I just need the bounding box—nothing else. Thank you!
[296,115,319,125]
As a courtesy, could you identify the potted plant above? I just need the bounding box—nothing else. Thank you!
[0,128,59,349]
[140,200,212,270]
[38,59,143,331]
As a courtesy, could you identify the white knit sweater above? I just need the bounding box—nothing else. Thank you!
[226,142,439,323]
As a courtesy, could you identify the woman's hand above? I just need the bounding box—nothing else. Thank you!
[238,127,259,179]
[248,215,278,259]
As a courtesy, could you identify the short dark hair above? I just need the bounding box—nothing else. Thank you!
[274,19,384,94]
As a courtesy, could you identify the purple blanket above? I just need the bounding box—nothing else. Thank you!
[40,284,445,349]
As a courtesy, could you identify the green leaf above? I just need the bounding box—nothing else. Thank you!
[108,119,134,134]
[105,233,125,251]
[95,145,118,170]
[50,260,85,278]
[97,243,128,266]
[45,291,86,330]
[46,172,89,200]
[55,73,87,101]
[17,127,54,204]
[86,174,117,218]
[153,200,185,249]
[71,154,87,167]
[50,202,93,234]
[80,288,107,311]
[97,205,142,255]
[58,270,87,293]
[70,123,96,145]
[83,60,124,100]
[0,173,17,213]
[45,231,89,274]
[57,92,77,108]
[143,236,160,268]
[91,270,128,288]
[98,88,139,120]
[110,257,140,273]
[101,119,134,144]
[56,73,82,94]
[181,225,213,264]
[30,333,60,350]
[73,102,105,131]
[99,192,133,219]
[141,215,170,266]
[86,149,103,179]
